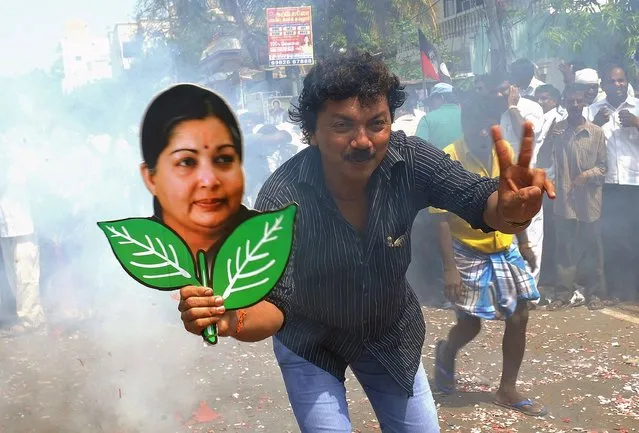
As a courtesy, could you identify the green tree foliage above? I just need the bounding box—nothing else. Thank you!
[135,0,217,79]
[544,0,639,64]
[134,0,451,80]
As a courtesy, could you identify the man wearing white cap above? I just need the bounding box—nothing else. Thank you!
[575,68,602,106]
[574,66,634,104]
[415,83,463,150]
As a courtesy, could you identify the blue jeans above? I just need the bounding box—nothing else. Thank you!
[273,337,440,433]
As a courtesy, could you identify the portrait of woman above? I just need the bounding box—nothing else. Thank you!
[137,83,285,342]
[300,34,313,55]
[140,83,256,270]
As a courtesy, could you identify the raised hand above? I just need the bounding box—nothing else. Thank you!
[492,121,555,225]
[619,109,639,129]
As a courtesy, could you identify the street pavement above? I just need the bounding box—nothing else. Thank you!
[1,297,638,433]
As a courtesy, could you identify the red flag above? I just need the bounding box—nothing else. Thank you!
[418,29,440,81]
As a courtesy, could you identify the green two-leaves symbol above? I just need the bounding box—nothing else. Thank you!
[96,218,200,290]
[97,203,297,309]
[213,203,296,309]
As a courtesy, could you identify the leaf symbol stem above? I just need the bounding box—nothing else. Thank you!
[105,225,192,279]
[222,215,284,299]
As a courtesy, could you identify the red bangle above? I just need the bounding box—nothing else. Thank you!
[235,309,247,335]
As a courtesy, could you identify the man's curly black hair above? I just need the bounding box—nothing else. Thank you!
[289,50,407,145]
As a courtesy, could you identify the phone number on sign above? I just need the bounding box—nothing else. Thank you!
[269,58,314,66]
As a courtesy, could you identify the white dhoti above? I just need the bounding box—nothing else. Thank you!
[0,234,45,328]
[514,206,544,284]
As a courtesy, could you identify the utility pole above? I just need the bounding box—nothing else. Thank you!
[485,0,509,73]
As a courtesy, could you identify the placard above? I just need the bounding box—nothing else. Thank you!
[267,6,314,67]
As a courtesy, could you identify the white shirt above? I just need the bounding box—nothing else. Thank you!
[500,97,544,166]
[587,96,639,185]
[595,82,635,104]
[392,112,421,137]
[276,122,306,154]
[539,106,568,145]
[538,106,569,180]
[0,164,34,238]
[522,77,545,98]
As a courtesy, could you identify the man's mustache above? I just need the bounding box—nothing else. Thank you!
[344,149,375,163]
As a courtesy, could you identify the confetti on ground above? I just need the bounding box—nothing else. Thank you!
[0,304,638,432]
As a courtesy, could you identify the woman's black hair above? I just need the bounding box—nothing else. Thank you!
[140,83,243,217]
[289,50,406,145]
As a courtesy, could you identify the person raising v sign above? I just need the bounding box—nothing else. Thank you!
[483,121,556,233]
[177,53,557,431]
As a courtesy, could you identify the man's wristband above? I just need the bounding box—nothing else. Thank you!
[519,241,533,249]
[505,218,531,228]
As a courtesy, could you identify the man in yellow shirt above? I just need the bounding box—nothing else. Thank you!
[431,94,546,417]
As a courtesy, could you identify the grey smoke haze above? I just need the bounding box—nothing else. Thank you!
[0,2,278,432]
[2,1,635,432]
[0,0,136,77]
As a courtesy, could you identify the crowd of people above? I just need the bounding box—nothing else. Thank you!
[401,57,639,312]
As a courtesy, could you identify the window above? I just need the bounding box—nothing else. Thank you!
[444,0,456,17]
[456,0,484,14]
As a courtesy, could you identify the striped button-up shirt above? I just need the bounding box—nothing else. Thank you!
[254,131,498,395]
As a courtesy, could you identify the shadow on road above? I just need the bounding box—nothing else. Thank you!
[429,382,496,409]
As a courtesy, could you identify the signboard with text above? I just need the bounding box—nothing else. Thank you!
[266,6,314,67]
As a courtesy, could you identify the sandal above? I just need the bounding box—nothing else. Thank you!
[494,398,548,417]
[433,340,455,394]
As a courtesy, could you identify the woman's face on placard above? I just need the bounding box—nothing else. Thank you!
[142,116,244,242]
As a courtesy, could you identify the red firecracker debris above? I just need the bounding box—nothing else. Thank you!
[174,411,184,423]
[561,418,571,423]
[193,401,221,423]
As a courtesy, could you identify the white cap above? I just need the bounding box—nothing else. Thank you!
[575,68,599,85]
[429,83,454,97]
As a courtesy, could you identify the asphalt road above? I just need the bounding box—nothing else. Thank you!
[1,294,638,433]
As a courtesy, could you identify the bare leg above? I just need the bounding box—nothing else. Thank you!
[440,315,481,373]
[496,300,545,415]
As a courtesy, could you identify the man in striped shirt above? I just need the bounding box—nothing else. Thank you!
[178,50,555,433]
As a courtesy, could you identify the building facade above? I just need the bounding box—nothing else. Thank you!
[59,21,112,94]
[432,0,563,84]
